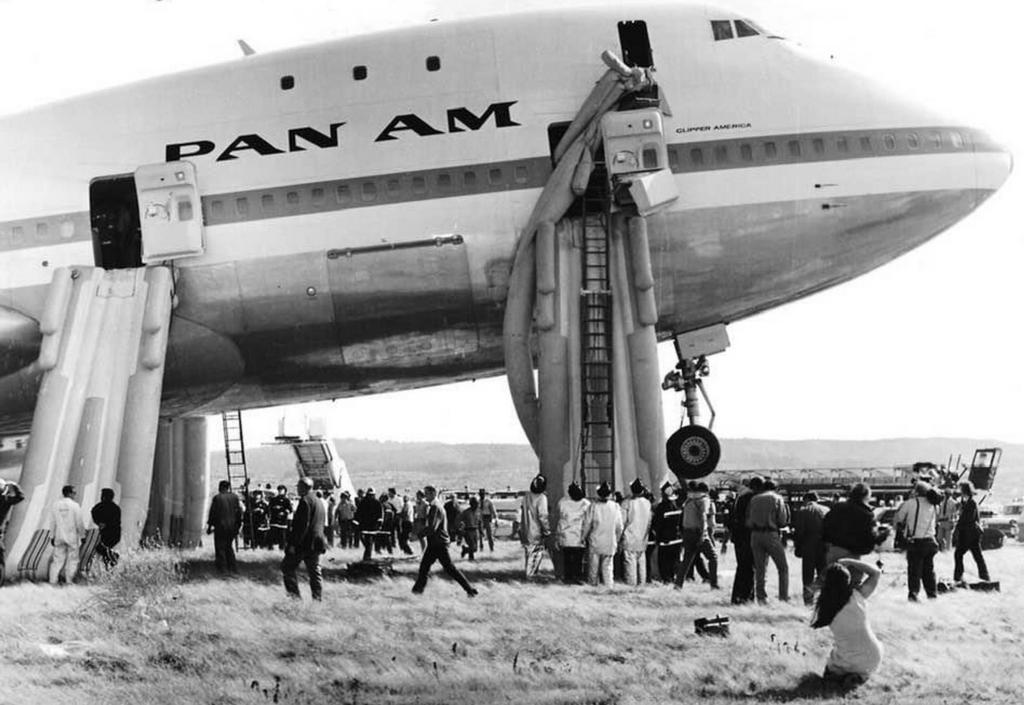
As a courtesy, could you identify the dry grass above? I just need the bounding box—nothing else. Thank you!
[0,537,1021,705]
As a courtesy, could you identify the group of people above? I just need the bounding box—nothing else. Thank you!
[519,474,722,590]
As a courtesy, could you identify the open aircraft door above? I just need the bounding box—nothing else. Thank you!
[135,161,205,264]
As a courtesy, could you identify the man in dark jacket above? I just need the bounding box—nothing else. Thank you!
[355,488,384,561]
[791,491,828,605]
[1,479,25,584]
[822,483,878,564]
[282,477,327,600]
[90,488,122,569]
[207,480,243,575]
[412,485,477,597]
[730,477,761,604]
[651,483,684,583]
[267,485,292,551]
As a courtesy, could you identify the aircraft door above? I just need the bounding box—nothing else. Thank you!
[134,161,205,264]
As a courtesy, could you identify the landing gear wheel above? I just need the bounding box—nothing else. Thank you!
[666,425,720,480]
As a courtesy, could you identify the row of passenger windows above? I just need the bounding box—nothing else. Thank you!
[208,164,532,219]
[668,129,968,168]
[279,56,442,90]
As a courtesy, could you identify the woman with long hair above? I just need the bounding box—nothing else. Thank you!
[953,481,991,585]
[811,558,883,684]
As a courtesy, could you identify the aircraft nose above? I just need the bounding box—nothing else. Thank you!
[974,131,1013,195]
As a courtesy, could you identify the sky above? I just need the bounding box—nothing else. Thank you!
[0,0,1021,448]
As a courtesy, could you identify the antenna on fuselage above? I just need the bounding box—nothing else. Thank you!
[237,39,256,57]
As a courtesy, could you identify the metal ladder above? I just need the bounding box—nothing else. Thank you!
[221,409,250,494]
[578,178,615,496]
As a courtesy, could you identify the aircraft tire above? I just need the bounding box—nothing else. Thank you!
[666,425,720,480]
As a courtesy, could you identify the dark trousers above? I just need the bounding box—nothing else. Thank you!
[482,517,494,550]
[338,520,355,548]
[906,537,939,597]
[214,530,237,573]
[324,525,335,548]
[281,550,322,599]
[413,541,474,594]
[362,534,376,561]
[953,538,990,581]
[269,526,287,551]
[676,530,718,588]
[562,546,585,583]
[800,543,827,604]
[731,535,755,604]
[398,520,414,555]
[657,543,681,583]
[461,528,479,560]
[96,543,120,569]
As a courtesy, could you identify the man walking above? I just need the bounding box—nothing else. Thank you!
[90,488,122,569]
[675,481,719,591]
[620,479,652,586]
[411,485,477,597]
[48,485,85,585]
[746,478,790,603]
[792,491,828,605]
[207,480,243,575]
[282,477,327,600]
[478,488,496,551]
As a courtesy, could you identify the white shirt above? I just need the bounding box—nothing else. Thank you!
[619,496,652,552]
[583,499,624,555]
[556,497,590,548]
[895,497,937,539]
[520,492,550,545]
[827,591,884,676]
[48,496,85,546]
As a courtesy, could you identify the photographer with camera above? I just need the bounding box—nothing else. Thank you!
[822,483,879,565]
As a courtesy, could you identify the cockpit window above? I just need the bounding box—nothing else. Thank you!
[734,20,760,37]
[711,20,733,41]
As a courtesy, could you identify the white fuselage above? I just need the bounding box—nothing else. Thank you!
[0,4,1011,431]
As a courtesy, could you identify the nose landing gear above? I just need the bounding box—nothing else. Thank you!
[662,325,729,480]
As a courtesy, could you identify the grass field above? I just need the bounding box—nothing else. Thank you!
[1,535,1021,705]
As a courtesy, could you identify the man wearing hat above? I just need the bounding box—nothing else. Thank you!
[354,487,384,562]
[556,482,590,584]
[620,478,653,586]
[520,474,551,578]
[652,482,684,583]
[281,476,327,600]
[583,481,623,586]
[267,484,293,551]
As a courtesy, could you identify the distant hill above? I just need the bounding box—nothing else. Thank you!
[210,437,1024,500]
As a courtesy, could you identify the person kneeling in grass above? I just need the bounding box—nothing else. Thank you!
[811,558,883,686]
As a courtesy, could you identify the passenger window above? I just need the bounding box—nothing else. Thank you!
[489,168,503,185]
[640,146,659,170]
[311,187,325,204]
[713,145,728,163]
[734,20,760,37]
[907,132,920,150]
[764,141,777,159]
[740,144,753,162]
[11,226,23,244]
[35,222,48,240]
[812,138,825,155]
[387,179,401,196]
[463,171,477,187]
[836,137,849,153]
[286,191,299,206]
[859,136,873,152]
[515,165,529,183]
[236,197,249,215]
[711,20,733,41]
[949,131,964,149]
[211,200,224,217]
[788,140,801,157]
[690,148,704,165]
[335,185,351,204]
[928,131,942,149]
[361,183,377,201]
[438,173,452,190]
[667,147,679,168]
[280,76,295,91]
[412,176,426,194]
[883,134,896,150]
[262,194,275,211]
